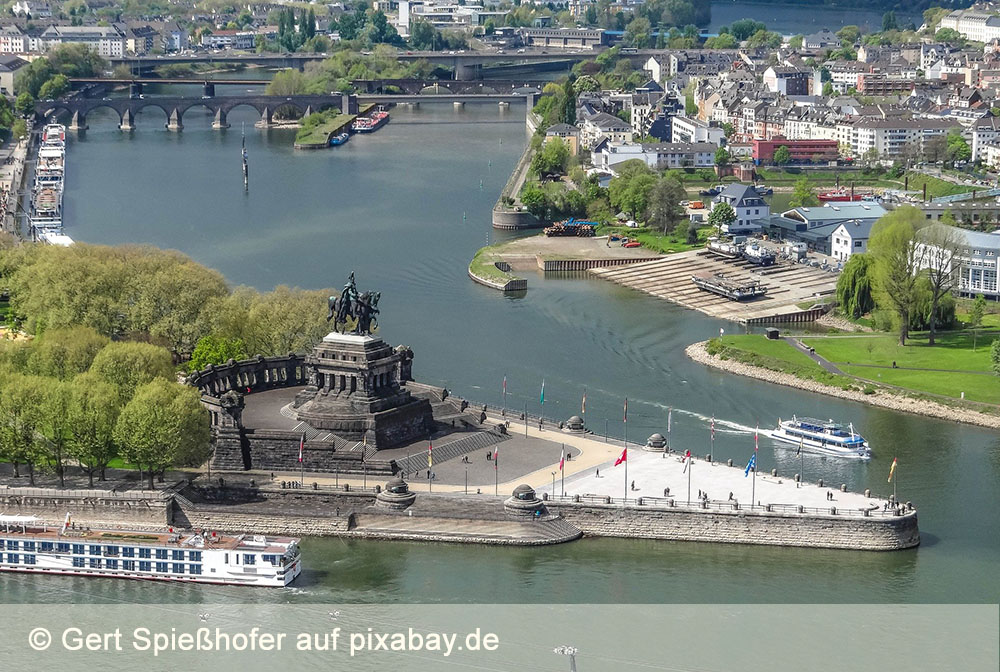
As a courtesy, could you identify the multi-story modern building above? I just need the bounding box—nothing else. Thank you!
[579,112,633,149]
[765,202,887,254]
[939,9,1000,44]
[40,25,126,58]
[917,224,1000,298]
[671,115,725,145]
[594,142,716,171]
[752,137,839,164]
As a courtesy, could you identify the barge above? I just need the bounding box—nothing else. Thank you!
[692,272,768,301]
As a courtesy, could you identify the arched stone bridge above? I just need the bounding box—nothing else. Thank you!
[351,78,547,95]
[35,93,358,131]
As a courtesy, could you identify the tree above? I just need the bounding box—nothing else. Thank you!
[935,28,965,46]
[188,335,248,372]
[572,75,601,95]
[836,25,860,44]
[608,160,655,220]
[14,91,34,116]
[728,19,766,41]
[969,294,987,352]
[714,147,730,166]
[882,11,898,32]
[36,378,72,486]
[773,145,792,166]
[38,74,70,99]
[788,178,819,208]
[531,138,571,177]
[647,176,686,233]
[67,374,121,486]
[89,341,175,404]
[0,374,46,484]
[624,17,652,48]
[788,34,803,49]
[946,131,971,164]
[836,254,876,319]
[869,206,923,345]
[822,81,834,97]
[708,202,736,235]
[919,223,961,345]
[26,326,109,380]
[114,379,208,489]
[990,335,1000,375]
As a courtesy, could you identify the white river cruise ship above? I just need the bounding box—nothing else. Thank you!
[768,417,871,460]
[0,515,302,587]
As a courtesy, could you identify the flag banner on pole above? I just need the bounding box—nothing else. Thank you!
[711,416,715,440]
[668,408,672,433]
[797,437,803,455]
[582,390,587,415]
[503,376,507,395]
[614,447,627,466]
[540,379,545,405]
[493,444,498,470]
[427,441,433,468]
[888,457,897,483]
[559,449,565,471]
[755,423,759,452]
[623,398,628,423]
[298,434,304,463]
[682,449,691,473]
[744,452,756,477]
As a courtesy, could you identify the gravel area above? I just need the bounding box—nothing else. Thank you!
[685,340,1000,430]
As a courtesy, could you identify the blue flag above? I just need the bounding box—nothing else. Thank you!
[745,452,756,477]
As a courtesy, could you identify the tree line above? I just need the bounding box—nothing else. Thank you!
[836,205,963,346]
[0,327,207,489]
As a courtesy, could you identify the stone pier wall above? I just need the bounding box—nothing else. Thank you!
[174,506,351,537]
[547,501,919,551]
[0,489,174,528]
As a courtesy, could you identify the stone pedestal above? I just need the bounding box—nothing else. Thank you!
[644,433,667,452]
[375,478,417,510]
[293,332,434,449]
[504,485,546,517]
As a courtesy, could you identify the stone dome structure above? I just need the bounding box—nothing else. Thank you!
[645,433,667,451]
[565,415,585,432]
[375,477,417,510]
[504,484,546,517]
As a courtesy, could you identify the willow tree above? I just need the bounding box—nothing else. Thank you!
[869,206,924,345]
[836,254,875,319]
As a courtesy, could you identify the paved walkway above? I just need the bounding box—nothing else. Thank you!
[784,337,845,375]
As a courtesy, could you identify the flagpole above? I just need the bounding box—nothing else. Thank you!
[300,433,305,487]
[560,444,565,496]
[751,423,758,510]
[524,401,528,438]
[502,374,507,418]
[687,458,692,505]
[623,398,628,501]
[494,452,498,496]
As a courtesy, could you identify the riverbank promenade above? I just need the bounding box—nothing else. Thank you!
[264,413,894,514]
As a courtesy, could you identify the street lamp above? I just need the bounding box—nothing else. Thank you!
[553,645,578,672]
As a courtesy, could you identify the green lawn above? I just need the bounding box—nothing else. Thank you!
[708,335,849,387]
[599,224,712,254]
[469,246,519,285]
[294,113,355,146]
[901,172,970,199]
[837,365,1000,404]
[802,331,1000,372]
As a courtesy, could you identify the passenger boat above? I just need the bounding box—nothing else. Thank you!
[0,514,302,587]
[329,132,350,146]
[707,237,742,259]
[768,416,871,459]
[742,241,776,266]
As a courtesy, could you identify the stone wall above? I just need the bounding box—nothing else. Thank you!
[175,506,351,537]
[547,501,920,551]
[243,430,394,475]
[0,489,174,529]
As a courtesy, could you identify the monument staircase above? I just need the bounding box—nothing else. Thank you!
[393,429,511,474]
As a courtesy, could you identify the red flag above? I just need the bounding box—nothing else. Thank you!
[298,434,304,463]
[493,444,498,469]
[682,449,692,473]
[614,447,627,466]
[559,449,565,471]
[623,398,628,423]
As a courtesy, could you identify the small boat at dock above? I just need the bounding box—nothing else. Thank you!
[329,132,350,146]
[691,272,767,301]
[706,237,742,259]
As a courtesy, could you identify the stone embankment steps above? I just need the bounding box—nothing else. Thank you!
[349,513,582,545]
[590,250,837,323]
[394,430,510,474]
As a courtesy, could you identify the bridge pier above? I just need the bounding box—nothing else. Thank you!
[342,93,358,115]
[259,107,273,128]
[499,101,510,109]
[119,109,135,132]
[68,110,87,131]
[453,61,479,80]
[212,108,229,129]
[303,105,313,118]
[129,82,143,97]
[203,82,216,97]
[453,101,464,108]
[167,108,183,131]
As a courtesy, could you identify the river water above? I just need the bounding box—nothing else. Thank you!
[708,1,922,34]
[3,94,998,605]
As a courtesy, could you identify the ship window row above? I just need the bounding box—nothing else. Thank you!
[2,554,37,564]
[0,541,201,562]
[66,557,202,574]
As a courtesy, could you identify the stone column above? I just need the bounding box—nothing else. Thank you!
[212,108,229,129]
[119,109,135,132]
[167,108,183,131]
[69,110,87,131]
[260,107,273,127]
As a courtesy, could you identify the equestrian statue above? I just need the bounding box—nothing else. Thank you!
[327,272,380,336]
